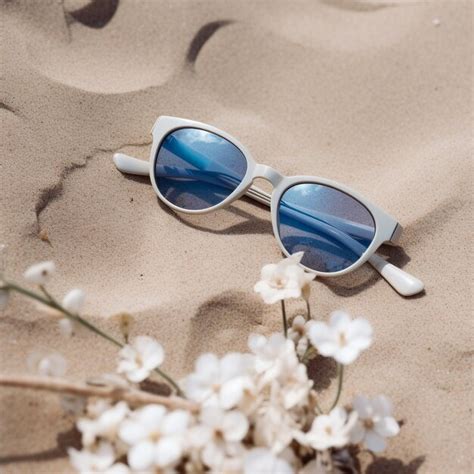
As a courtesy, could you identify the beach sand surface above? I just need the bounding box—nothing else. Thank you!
[0,0,472,472]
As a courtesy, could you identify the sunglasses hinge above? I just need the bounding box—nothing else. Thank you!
[253,164,284,187]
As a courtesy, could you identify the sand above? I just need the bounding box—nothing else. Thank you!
[0,0,472,472]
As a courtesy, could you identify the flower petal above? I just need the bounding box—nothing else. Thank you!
[202,441,225,469]
[201,406,224,429]
[288,251,305,264]
[155,436,183,467]
[134,336,164,369]
[375,417,400,438]
[220,352,248,379]
[260,263,278,280]
[195,353,220,377]
[348,318,373,350]
[349,420,366,444]
[184,373,213,403]
[62,289,85,314]
[315,341,339,357]
[365,431,387,453]
[372,395,393,417]
[334,345,360,365]
[352,395,372,419]
[222,410,249,442]
[328,407,348,428]
[248,333,267,353]
[219,377,246,410]
[187,424,213,449]
[128,440,155,470]
[124,367,150,383]
[138,404,167,427]
[292,315,306,328]
[244,448,294,474]
[119,420,145,445]
[329,310,351,329]
[161,410,189,436]
[308,321,333,347]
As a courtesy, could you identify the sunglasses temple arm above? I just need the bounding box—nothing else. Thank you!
[368,253,424,296]
[247,185,424,297]
[113,153,149,175]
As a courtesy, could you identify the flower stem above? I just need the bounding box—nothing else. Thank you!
[301,346,317,364]
[314,396,324,415]
[281,300,288,337]
[39,285,54,303]
[3,281,183,396]
[305,299,311,320]
[329,363,344,411]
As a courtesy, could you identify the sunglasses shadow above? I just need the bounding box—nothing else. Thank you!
[142,185,421,298]
[320,244,423,298]
[156,196,274,236]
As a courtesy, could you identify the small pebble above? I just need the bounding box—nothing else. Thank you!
[39,229,50,242]
[432,18,441,27]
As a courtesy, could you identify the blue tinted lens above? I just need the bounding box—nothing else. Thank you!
[154,128,247,210]
[278,183,375,273]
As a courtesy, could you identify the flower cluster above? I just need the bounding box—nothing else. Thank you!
[0,251,401,473]
[69,329,399,473]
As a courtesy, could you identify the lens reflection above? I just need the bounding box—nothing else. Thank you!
[155,128,247,210]
[277,183,376,273]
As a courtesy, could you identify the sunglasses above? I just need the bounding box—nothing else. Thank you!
[113,116,424,297]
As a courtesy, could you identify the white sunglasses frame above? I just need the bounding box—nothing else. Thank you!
[113,116,424,297]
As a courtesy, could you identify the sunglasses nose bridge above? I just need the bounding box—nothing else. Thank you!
[253,164,284,187]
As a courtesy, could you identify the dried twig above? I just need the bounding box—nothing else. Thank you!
[0,374,198,412]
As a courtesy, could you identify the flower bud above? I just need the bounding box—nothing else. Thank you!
[62,289,85,314]
[24,261,55,285]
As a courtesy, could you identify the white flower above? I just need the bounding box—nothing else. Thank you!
[62,288,85,314]
[248,333,296,380]
[117,336,164,383]
[59,318,75,337]
[244,448,294,474]
[119,404,189,471]
[77,401,129,447]
[184,352,255,409]
[254,252,315,304]
[308,311,373,365]
[248,333,311,409]
[0,287,9,311]
[253,394,300,453]
[27,351,67,377]
[288,315,316,358]
[297,407,357,451]
[280,362,313,410]
[68,442,116,473]
[349,395,400,452]
[189,406,248,471]
[24,261,55,285]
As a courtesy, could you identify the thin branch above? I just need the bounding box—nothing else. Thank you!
[329,363,344,411]
[3,281,184,396]
[0,374,198,412]
[281,300,288,337]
